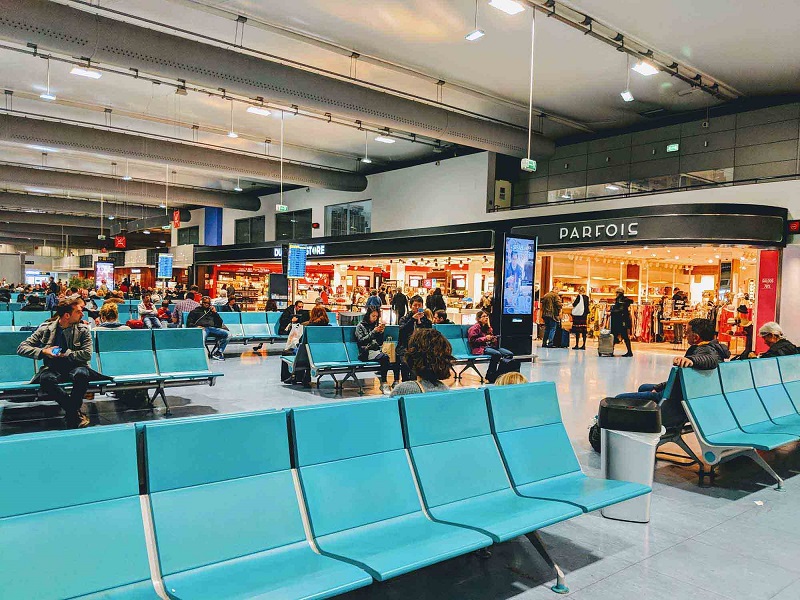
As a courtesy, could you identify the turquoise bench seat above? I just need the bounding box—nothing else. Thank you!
[778,355,800,413]
[153,329,223,381]
[488,382,650,512]
[718,362,800,437]
[144,411,371,600]
[291,399,491,581]
[401,389,581,542]
[0,426,158,599]
[751,358,800,428]
[433,324,491,382]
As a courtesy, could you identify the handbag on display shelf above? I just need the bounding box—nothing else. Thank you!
[381,336,397,363]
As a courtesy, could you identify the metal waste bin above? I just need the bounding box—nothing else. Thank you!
[600,427,664,522]
[596,397,663,523]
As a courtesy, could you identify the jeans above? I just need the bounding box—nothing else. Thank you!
[543,316,559,347]
[615,383,660,401]
[142,316,162,329]
[484,346,514,381]
[202,327,230,353]
[39,366,91,427]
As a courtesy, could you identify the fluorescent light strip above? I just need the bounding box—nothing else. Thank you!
[360,157,372,164]
[489,0,525,15]
[39,93,57,101]
[374,135,395,144]
[70,66,102,79]
[246,106,272,116]
[465,29,485,41]
[632,61,659,76]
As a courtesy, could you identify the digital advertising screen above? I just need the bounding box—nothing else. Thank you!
[502,235,536,315]
[157,254,174,279]
[94,261,115,290]
[286,244,308,279]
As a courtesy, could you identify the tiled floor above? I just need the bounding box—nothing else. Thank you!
[2,340,798,599]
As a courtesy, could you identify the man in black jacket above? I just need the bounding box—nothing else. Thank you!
[615,318,729,401]
[278,300,309,335]
[391,288,408,321]
[396,295,432,381]
[186,296,229,361]
[754,322,798,358]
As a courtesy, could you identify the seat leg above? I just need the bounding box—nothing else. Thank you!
[525,531,569,595]
[744,449,784,490]
[461,360,484,383]
[149,387,170,416]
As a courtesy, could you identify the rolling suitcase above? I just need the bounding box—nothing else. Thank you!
[598,331,614,356]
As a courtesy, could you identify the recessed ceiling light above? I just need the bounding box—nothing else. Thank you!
[122,175,132,181]
[374,135,396,144]
[489,0,525,15]
[158,204,166,209]
[247,105,272,116]
[39,92,57,101]
[605,184,620,191]
[160,240,166,244]
[632,61,659,76]
[620,89,634,102]
[707,259,714,264]
[142,230,151,235]
[465,29,485,41]
[70,66,102,79]
[108,215,115,220]
[626,250,632,255]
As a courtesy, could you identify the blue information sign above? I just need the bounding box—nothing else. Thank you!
[286,244,308,279]
[157,254,173,279]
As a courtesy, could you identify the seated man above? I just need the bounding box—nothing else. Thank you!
[752,322,798,358]
[616,318,730,401]
[17,299,107,428]
[20,294,46,311]
[278,300,309,335]
[433,309,455,325]
[138,293,162,329]
[186,296,229,361]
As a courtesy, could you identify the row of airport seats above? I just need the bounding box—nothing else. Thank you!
[283,322,494,392]
[0,383,650,599]
[208,311,339,354]
[0,310,53,331]
[0,328,222,415]
[668,355,800,488]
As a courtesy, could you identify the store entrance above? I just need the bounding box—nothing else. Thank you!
[537,244,761,354]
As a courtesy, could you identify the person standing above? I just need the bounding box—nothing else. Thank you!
[610,287,634,357]
[426,288,447,312]
[365,289,382,309]
[391,287,408,321]
[571,286,590,350]
[17,299,106,428]
[540,289,562,348]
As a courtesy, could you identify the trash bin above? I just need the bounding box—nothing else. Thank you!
[597,397,663,523]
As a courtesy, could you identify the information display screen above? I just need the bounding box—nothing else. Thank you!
[286,244,308,279]
[157,254,174,279]
[502,235,536,315]
[94,261,115,290]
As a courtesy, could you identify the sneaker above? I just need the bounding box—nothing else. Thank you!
[211,354,225,361]
[77,412,91,428]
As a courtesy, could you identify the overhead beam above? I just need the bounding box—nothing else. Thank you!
[0,191,189,220]
[0,0,554,158]
[0,164,261,211]
[0,113,368,193]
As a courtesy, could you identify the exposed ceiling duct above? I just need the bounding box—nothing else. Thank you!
[0,164,261,211]
[0,0,554,159]
[0,208,126,228]
[0,192,187,220]
[110,214,171,236]
[0,222,106,237]
[0,114,368,193]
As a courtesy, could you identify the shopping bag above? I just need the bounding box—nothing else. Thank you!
[561,316,572,331]
[284,323,304,351]
[381,337,397,362]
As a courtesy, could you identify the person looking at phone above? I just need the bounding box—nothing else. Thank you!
[396,295,432,381]
[355,306,394,394]
[17,299,107,429]
[278,300,309,334]
[468,310,514,383]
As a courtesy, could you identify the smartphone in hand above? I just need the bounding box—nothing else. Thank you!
[51,347,62,356]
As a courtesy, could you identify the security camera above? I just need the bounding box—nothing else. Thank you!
[435,160,441,166]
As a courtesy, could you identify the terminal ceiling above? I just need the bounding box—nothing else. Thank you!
[0,0,797,244]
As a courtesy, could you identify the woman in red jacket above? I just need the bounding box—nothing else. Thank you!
[467,310,514,383]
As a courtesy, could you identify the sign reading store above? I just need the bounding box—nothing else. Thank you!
[272,244,326,258]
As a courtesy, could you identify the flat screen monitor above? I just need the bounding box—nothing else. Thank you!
[502,235,536,315]
[286,244,308,279]
[94,261,115,290]
[157,254,173,279]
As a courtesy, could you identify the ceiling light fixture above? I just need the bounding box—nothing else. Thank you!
[247,105,272,116]
[632,60,659,76]
[361,130,372,163]
[40,57,56,101]
[489,0,525,16]
[227,100,238,138]
[70,63,102,79]
[620,54,634,102]
[374,135,395,144]
[466,0,485,40]
[142,230,151,235]
[234,176,243,192]
[122,158,132,181]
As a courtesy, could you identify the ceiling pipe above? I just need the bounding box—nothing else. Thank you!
[0,164,261,211]
[0,113,368,192]
[0,192,188,220]
[0,0,554,159]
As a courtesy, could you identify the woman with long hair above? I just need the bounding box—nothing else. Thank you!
[571,286,590,350]
[306,305,330,326]
[355,306,392,394]
[390,328,454,396]
[467,309,514,383]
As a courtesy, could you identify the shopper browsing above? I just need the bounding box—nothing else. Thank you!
[571,286,590,350]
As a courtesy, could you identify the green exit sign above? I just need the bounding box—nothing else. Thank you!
[666,143,680,153]
[520,158,537,172]
[276,204,289,212]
